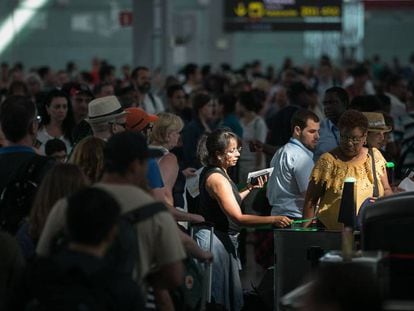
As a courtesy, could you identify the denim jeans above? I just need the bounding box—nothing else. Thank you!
[195,229,243,311]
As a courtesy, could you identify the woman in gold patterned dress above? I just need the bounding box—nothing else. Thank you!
[303,110,393,230]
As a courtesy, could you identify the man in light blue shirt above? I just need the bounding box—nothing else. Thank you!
[314,87,349,160]
[267,110,320,218]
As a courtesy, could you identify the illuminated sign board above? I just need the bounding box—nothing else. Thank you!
[224,0,342,31]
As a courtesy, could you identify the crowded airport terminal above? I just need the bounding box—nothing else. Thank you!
[1,0,414,310]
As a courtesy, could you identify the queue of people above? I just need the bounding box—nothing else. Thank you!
[0,55,413,310]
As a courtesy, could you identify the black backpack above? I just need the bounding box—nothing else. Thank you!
[26,203,167,311]
[0,155,50,234]
[51,201,168,276]
[171,257,205,311]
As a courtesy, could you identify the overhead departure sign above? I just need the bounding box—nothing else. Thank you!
[224,0,342,31]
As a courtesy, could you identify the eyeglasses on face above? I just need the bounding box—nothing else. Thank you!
[226,147,242,154]
[340,134,366,144]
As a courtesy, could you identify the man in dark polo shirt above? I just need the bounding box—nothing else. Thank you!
[0,96,54,233]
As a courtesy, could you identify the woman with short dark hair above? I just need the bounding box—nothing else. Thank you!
[303,110,393,230]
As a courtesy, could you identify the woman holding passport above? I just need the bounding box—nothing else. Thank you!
[195,128,292,311]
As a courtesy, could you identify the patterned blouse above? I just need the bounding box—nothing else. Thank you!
[310,147,386,230]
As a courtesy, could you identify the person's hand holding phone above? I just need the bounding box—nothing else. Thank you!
[247,174,268,190]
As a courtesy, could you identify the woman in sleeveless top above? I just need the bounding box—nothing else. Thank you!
[149,112,205,225]
[195,128,292,311]
[150,113,213,310]
[150,112,184,207]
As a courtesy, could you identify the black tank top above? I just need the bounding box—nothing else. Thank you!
[198,166,241,234]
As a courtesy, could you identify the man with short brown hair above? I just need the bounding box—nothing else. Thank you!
[267,110,320,218]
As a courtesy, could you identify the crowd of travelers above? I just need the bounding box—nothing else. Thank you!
[0,53,413,310]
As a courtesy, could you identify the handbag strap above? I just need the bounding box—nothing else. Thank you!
[369,148,379,197]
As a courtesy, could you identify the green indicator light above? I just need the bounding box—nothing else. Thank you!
[386,162,395,168]
[292,217,317,224]
[293,228,318,232]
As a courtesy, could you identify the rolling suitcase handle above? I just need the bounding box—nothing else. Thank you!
[190,221,214,238]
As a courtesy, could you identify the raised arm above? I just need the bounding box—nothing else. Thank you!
[239,174,268,201]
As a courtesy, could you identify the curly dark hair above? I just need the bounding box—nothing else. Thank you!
[197,128,241,166]
[338,109,368,133]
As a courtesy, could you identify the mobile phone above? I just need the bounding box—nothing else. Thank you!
[249,173,269,185]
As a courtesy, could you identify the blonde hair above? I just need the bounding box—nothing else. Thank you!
[150,112,184,145]
[69,136,106,183]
